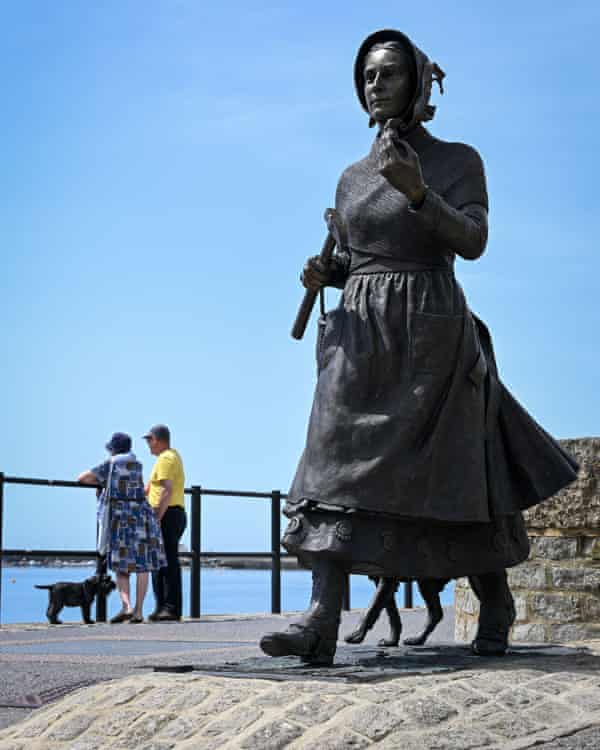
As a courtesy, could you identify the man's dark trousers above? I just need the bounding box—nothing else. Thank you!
[153,506,187,616]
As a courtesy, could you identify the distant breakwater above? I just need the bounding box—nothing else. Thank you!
[3,555,300,570]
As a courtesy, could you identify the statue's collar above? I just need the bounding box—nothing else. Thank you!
[372,124,434,155]
[402,124,434,151]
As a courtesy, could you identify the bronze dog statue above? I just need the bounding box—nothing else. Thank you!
[345,576,449,647]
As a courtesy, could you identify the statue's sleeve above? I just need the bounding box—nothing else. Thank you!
[327,172,352,288]
[327,250,351,288]
[409,146,489,260]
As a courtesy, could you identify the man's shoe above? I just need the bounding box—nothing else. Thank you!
[152,609,180,622]
[148,610,161,622]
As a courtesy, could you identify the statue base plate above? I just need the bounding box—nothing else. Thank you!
[189,643,587,684]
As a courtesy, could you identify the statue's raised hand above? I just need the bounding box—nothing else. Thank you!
[376,120,427,204]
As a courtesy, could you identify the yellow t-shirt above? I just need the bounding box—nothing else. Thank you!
[148,449,185,509]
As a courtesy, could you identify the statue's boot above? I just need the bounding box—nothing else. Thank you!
[260,557,345,666]
[469,570,516,656]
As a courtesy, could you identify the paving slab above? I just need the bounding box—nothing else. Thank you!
[0,639,245,657]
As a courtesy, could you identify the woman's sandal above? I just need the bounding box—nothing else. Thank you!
[110,610,133,624]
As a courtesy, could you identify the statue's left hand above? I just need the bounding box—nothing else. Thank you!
[376,123,427,204]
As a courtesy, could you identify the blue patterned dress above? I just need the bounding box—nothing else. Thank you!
[92,452,166,574]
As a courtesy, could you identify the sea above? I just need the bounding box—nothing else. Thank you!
[0,565,454,624]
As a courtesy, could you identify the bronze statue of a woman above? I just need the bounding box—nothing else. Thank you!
[261,29,578,665]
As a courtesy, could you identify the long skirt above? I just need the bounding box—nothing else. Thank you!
[108,499,166,575]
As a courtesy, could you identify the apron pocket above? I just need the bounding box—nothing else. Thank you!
[411,312,463,374]
[316,307,344,373]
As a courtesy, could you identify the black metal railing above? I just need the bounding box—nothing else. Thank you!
[0,472,413,624]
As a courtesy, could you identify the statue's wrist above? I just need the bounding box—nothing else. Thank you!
[328,255,350,289]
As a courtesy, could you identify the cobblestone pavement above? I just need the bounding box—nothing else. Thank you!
[533,727,600,749]
[0,640,599,749]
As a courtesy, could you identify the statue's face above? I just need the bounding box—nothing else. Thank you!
[364,48,413,124]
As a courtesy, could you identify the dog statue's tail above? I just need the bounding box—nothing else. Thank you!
[34,584,52,589]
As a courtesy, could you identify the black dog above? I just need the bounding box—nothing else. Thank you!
[35,574,116,624]
[345,576,448,647]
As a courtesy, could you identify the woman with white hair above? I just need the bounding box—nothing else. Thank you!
[78,432,165,623]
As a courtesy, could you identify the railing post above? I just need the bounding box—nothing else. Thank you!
[95,549,107,623]
[0,473,4,626]
[190,486,202,618]
[343,573,351,611]
[403,580,413,609]
[271,491,281,614]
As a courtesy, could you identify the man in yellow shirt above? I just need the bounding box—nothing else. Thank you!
[143,424,186,621]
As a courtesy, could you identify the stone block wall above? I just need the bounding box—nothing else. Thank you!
[455,437,600,643]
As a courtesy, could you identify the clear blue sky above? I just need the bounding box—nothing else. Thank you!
[2,1,598,553]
